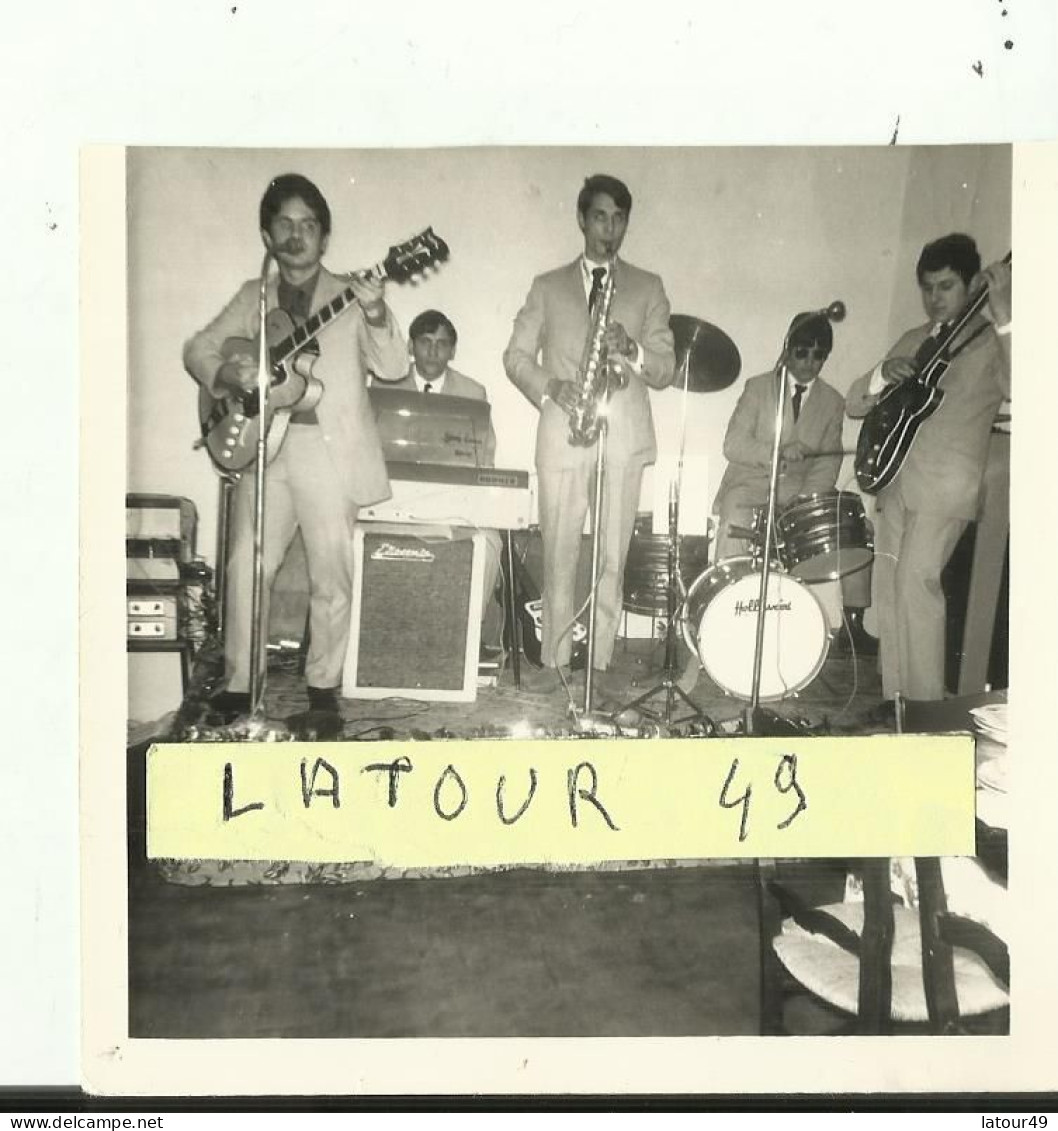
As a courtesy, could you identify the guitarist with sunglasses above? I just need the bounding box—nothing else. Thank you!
[846,234,1012,711]
[184,173,409,735]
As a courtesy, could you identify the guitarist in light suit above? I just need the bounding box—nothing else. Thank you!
[372,309,504,655]
[504,174,675,696]
[712,311,875,654]
[846,234,1011,707]
[184,173,408,734]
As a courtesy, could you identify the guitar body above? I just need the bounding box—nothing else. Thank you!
[855,377,945,494]
[198,309,324,473]
[854,250,1010,495]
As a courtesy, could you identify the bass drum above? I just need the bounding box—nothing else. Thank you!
[681,557,830,701]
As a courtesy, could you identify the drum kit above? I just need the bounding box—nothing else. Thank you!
[616,308,870,728]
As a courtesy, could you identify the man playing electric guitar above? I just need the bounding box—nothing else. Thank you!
[846,233,1011,707]
[184,173,408,734]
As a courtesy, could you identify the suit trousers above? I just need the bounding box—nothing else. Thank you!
[874,482,968,700]
[715,486,872,608]
[225,426,356,693]
[537,458,643,670]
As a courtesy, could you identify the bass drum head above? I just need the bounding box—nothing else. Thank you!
[684,557,829,701]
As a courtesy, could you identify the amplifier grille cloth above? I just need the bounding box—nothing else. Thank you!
[356,533,475,691]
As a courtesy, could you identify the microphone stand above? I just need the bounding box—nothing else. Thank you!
[743,354,788,736]
[743,304,844,737]
[570,411,615,735]
[247,251,274,718]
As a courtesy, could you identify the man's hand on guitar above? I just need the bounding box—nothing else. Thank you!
[881,357,917,386]
[979,259,1012,327]
[215,357,260,395]
[349,274,387,326]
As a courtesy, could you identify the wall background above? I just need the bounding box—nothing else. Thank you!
[127,146,1011,563]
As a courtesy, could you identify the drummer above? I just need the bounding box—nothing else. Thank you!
[711,311,876,655]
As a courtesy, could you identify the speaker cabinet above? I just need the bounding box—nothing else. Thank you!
[343,524,485,701]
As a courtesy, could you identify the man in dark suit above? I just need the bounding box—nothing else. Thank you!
[847,234,1011,704]
[504,174,675,693]
[375,309,503,652]
[713,311,875,653]
[184,173,407,733]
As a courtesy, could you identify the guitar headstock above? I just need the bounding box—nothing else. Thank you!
[382,227,450,284]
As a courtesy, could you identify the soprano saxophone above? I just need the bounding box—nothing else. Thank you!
[568,261,623,446]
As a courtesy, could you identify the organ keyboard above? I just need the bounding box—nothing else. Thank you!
[363,461,532,529]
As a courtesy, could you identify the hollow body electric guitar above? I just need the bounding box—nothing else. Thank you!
[198,228,450,473]
[854,251,1010,495]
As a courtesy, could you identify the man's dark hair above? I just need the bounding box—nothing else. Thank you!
[916,233,981,287]
[788,312,833,354]
[577,174,633,218]
[259,173,332,237]
[408,309,458,346]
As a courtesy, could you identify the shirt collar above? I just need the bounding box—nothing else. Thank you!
[412,364,447,393]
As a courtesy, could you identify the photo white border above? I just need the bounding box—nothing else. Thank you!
[78,142,1058,1097]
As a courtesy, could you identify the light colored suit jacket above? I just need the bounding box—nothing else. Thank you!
[846,314,1010,519]
[377,366,497,467]
[714,371,846,511]
[184,266,407,510]
[503,257,675,471]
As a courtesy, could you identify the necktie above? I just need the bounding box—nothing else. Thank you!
[423,382,434,393]
[588,266,607,314]
[791,384,805,422]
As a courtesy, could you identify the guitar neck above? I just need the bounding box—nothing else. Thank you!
[270,260,388,368]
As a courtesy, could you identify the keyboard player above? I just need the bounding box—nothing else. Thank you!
[372,309,505,656]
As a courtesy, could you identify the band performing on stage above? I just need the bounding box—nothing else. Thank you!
[173,168,1012,740]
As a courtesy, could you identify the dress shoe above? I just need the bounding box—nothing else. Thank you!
[832,608,879,657]
[288,686,343,740]
[206,691,251,725]
[287,708,343,741]
[478,642,504,666]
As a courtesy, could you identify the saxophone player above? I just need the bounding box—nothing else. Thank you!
[504,174,676,695]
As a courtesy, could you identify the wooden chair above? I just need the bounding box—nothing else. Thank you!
[759,692,1010,1033]
[758,854,1009,1034]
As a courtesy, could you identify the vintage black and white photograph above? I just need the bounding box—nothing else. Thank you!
[110,143,1020,1050]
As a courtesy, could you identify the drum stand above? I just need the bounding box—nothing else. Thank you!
[612,481,714,729]
[610,342,715,732]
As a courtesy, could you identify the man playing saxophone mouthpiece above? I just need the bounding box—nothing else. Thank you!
[503,174,675,696]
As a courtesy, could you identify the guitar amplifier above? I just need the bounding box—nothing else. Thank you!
[343,524,485,702]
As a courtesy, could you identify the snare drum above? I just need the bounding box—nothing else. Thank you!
[775,490,873,582]
[681,557,829,701]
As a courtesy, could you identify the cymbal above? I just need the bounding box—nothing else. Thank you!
[669,314,741,392]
